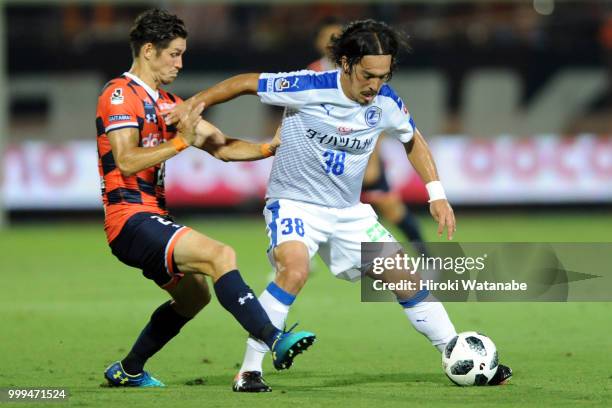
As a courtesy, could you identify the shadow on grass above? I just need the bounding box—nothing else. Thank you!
[178,371,447,391]
[287,371,446,390]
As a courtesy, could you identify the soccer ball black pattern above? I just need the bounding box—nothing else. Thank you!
[442,331,498,386]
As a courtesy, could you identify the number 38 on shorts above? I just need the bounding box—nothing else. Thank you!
[262,198,399,281]
[280,218,305,237]
[263,199,314,252]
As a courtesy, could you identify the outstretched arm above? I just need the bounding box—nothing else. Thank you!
[165,74,260,125]
[194,120,280,162]
[188,73,260,108]
[404,129,456,240]
[203,138,277,162]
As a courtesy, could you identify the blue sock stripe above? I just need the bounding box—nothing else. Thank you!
[266,282,296,306]
[398,289,429,308]
[266,201,281,251]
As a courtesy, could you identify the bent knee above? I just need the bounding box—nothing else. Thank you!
[206,244,237,277]
[187,243,237,276]
[217,244,236,265]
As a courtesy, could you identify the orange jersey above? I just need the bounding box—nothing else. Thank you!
[95,72,183,243]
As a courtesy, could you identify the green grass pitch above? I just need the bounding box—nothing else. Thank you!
[1,212,611,407]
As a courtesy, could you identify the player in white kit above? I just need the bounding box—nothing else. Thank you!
[167,19,512,391]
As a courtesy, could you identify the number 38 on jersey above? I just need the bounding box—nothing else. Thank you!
[322,149,346,176]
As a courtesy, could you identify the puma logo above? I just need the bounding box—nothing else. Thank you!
[321,103,334,116]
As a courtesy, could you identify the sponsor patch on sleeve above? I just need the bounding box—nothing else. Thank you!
[108,114,132,122]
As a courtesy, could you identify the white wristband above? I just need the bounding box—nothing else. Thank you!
[426,181,447,202]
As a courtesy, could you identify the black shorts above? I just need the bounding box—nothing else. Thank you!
[362,162,390,193]
[109,212,191,289]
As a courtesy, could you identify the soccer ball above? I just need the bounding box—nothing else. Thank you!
[442,331,498,386]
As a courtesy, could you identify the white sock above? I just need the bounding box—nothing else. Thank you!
[239,286,291,374]
[403,299,457,352]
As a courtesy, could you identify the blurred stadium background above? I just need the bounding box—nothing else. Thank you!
[1,1,611,406]
[1,0,611,218]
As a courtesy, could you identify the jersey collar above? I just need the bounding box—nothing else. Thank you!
[124,72,160,102]
[336,69,362,107]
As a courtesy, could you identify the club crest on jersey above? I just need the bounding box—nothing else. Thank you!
[365,106,382,127]
[110,88,124,105]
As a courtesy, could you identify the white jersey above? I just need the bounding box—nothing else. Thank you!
[258,69,416,208]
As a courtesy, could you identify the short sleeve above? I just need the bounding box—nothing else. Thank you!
[98,84,140,134]
[257,70,339,109]
[379,85,416,144]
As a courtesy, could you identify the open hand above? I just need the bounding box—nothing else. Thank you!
[176,103,205,145]
[164,100,201,126]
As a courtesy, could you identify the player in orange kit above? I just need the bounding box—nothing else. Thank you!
[97,8,315,388]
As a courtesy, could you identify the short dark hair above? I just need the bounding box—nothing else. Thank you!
[129,9,187,58]
[329,19,408,75]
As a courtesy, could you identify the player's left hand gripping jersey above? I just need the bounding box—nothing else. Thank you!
[95,72,183,243]
[258,69,416,208]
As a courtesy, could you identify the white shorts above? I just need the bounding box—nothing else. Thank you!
[263,199,400,282]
